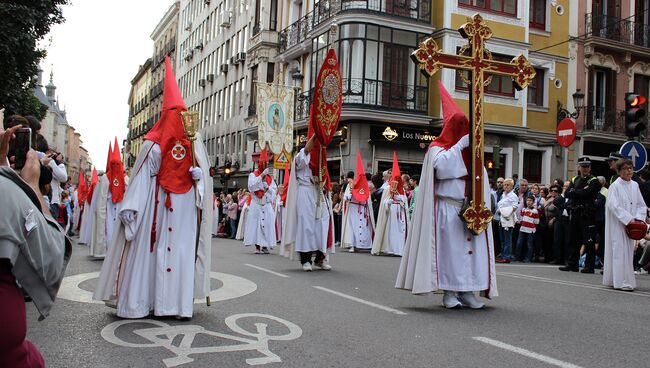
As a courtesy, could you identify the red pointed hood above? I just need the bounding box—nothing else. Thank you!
[352,151,370,202]
[280,165,290,205]
[109,137,126,203]
[389,151,404,195]
[105,142,112,180]
[87,167,99,205]
[77,171,88,205]
[255,147,269,175]
[144,56,193,195]
[430,80,469,150]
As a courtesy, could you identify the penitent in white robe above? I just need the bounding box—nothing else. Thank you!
[275,195,284,242]
[244,173,277,248]
[372,191,408,256]
[106,191,122,247]
[603,177,646,290]
[89,174,109,258]
[212,195,219,236]
[79,189,98,245]
[396,141,497,298]
[235,201,249,240]
[341,186,375,250]
[281,148,334,259]
[93,138,213,319]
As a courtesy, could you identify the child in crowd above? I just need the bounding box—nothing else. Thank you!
[516,195,540,263]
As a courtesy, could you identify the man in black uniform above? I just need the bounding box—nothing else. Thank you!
[605,152,626,185]
[559,157,601,273]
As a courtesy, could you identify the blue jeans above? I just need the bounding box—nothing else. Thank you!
[516,232,535,262]
[229,218,238,239]
[499,226,514,260]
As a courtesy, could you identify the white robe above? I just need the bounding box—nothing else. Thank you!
[372,191,408,256]
[603,178,646,290]
[244,173,277,248]
[396,142,497,298]
[275,195,284,242]
[281,148,335,259]
[106,191,122,247]
[211,195,219,236]
[94,137,213,319]
[72,189,81,231]
[78,188,98,245]
[340,185,375,249]
[235,201,249,240]
[89,174,109,258]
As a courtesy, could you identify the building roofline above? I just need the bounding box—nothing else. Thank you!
[151,1,180,41]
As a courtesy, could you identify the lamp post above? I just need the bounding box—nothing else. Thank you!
[557,89,585,123]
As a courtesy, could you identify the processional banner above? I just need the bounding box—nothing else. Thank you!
[256,82,294,169]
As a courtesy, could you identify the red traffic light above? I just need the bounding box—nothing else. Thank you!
[631,95,647,107]
[487,160,494,169]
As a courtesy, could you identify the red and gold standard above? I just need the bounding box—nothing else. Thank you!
[411,13,536,235]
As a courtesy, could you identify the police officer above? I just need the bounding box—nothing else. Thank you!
[559,157,601,273]
[605,152,626,185]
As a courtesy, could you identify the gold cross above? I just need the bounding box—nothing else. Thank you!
[412,13,536,235]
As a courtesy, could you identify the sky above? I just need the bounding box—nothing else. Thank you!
[41,0,174,167]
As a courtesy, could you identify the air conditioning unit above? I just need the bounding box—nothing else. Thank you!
[199,79,206,87]
[183,48,194,61]
[220,64,229,73]
[185,22,192,31]
[207,73,214,83]
[236,52,246,62]
[204,0,210,5]
[230,56,237,65]
[195,42,203,51]
[220,10,231,27]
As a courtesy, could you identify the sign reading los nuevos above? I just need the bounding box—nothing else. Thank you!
[370,125,437,145]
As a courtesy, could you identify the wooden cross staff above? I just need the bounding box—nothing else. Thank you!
[411,13,536,235]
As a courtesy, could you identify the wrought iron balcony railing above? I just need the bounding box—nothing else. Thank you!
[294,78,428,120]
[581,106,625,134]
[279,0,431,53]
[585,13,650,48]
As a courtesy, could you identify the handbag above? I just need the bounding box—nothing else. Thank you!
[625,220,648,241]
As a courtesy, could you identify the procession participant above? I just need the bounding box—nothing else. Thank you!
[396,81,497,309]
[212,193,220,237]
[73,170,87,232]
[603,158,647,291]
[341,153,375,253]
[244,148,277,254]
[372,152,408,256]
[106,137,126,245]
[78,167,98,245]
[235,192,250,240]
[94,57,212,319]
[281,133,334,271]
[275,166,289,243]
[88,170,109,259]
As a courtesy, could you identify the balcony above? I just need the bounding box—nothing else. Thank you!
[279,0,431,54]
[584,13,650,52]
[294,77,428,121]
[581,106,625,135]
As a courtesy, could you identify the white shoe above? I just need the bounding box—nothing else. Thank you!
[302,263,312,272]
[348,247,355,253]
[442,291,462,309]
[315,262,332,271]
[457,291,485,309]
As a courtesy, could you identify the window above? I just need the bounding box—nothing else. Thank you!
[267,62,275,83]
[527,68,544,106]
[250,65,258,108]
[459,0,517,16]
[269,0,278,30]
[455,51,515,97]
[634,74,650,111]
[529,0,546,29]
[523,150,542,184]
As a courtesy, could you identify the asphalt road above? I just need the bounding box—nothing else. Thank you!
[26,236,650,368]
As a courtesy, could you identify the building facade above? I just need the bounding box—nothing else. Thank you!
[177,0,255,189]
[126,59,152,169]
[572,0,650,180]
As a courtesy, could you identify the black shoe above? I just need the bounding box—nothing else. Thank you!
[580,268,595,274]
[559,266,578,272]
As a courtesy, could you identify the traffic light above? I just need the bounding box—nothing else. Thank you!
[487,160,494,170]
[625,92,647,138]
[223,161,232,178]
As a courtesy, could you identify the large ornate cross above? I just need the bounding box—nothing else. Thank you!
[412,13,536,235]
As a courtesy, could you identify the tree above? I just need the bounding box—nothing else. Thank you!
[0,1,68,117]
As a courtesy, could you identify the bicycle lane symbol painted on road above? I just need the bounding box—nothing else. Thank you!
[101,313,303,366]
[57,271,257,304]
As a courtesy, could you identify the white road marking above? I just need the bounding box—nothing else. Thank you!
[313,286,406,315]
[58,272,257,304]
[244,264,290,278]
[101,313,302,366]
[499,272,650,298]
[473,336,584,368]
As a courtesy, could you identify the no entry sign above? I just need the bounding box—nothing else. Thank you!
[556,118,576,147]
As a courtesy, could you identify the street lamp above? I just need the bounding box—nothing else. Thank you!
[557,89,585,122]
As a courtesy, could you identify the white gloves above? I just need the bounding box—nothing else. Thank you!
[457,134,470,150]
[262,168,270,176]
[189,166,203,181]
[120,210,136,225]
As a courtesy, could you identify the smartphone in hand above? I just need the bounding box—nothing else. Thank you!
[13,127,32,171]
